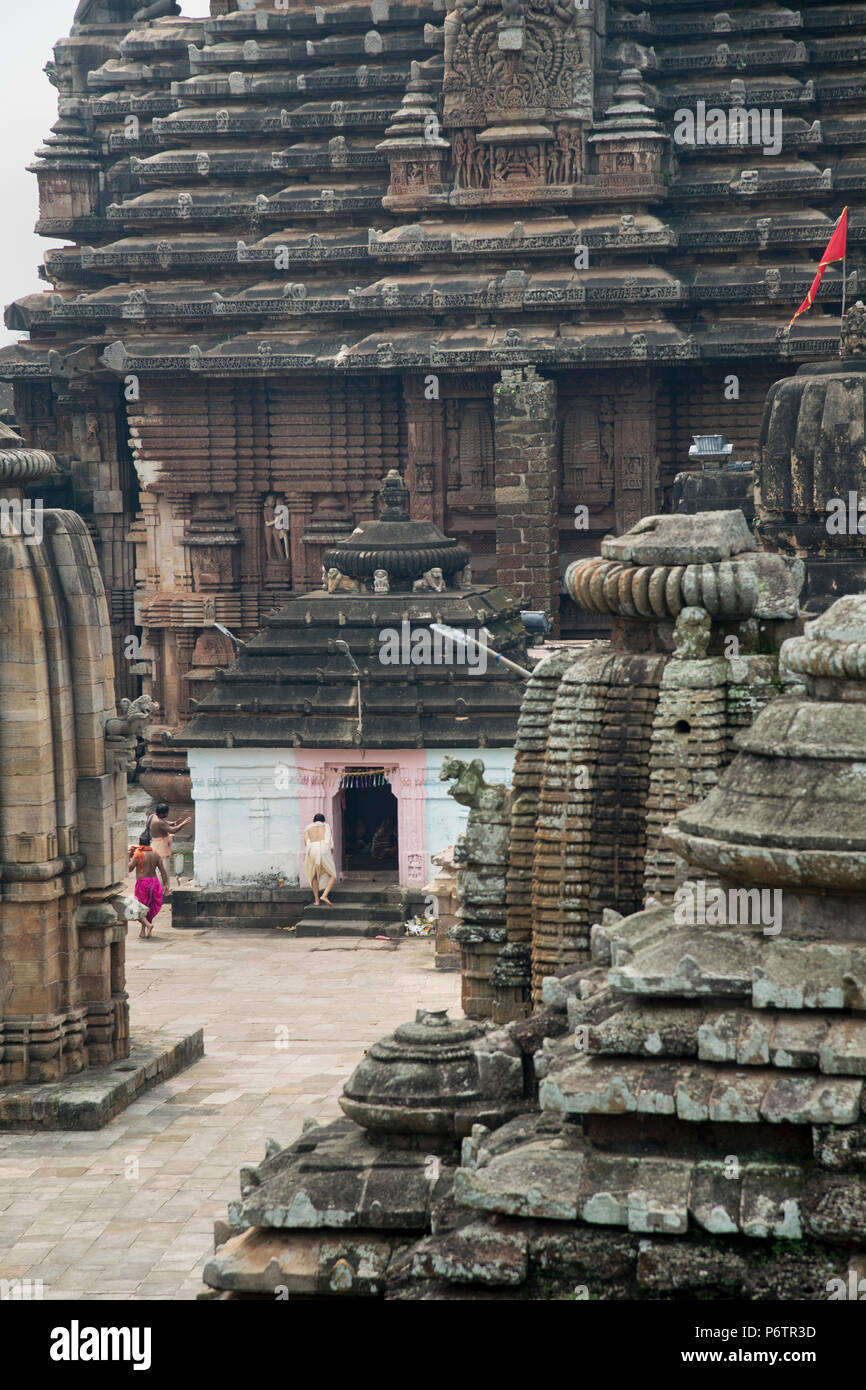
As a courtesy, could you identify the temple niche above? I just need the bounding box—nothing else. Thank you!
[442,0,595,200]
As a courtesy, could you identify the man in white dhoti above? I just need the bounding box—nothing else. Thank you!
[304,813,337,906]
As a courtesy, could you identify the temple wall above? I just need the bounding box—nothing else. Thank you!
[188,745,513,889]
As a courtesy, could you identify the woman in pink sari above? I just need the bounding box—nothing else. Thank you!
[128,832,169,938]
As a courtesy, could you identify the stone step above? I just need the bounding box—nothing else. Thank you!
[301,903,405,922]
[293,919,405,938]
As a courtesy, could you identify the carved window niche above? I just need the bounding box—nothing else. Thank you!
[385,152,449,204]
[561,402,614,507]
[457,401,495,494]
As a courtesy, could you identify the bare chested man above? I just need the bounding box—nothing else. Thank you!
[146,802,191,885]
[129,832,169,938]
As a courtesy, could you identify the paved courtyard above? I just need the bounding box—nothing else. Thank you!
[0,920,459,1300]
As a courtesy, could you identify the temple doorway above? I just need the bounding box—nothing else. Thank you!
[340,770,399,875]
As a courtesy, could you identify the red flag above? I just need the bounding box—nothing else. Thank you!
[788,207,848,328]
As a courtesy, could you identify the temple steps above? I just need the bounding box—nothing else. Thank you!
[293,885,421,938]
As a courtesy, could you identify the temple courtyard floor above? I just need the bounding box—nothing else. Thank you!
[0,920,459,1300]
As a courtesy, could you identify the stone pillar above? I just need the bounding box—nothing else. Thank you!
[443,759,514,1022]
[493,367,559,631]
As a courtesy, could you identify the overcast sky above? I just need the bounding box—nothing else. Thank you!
[0,0,213,346]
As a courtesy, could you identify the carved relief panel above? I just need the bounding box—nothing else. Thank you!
[560,397,615,509]
[443,0,591,125]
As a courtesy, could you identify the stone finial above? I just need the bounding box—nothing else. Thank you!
[379,468,410,521]
[340,1009,488,1134]
[781,594,866,691]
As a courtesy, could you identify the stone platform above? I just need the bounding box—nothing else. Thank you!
[0,1031,204,1132]
[171,886,308,932]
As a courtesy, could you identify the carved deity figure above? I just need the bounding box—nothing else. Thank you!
[549,126,578,184]
[373,568,390,594]
[263,493,290,561]
[842,300,866,356]
[673,606,712,661]
[453,130,489,189]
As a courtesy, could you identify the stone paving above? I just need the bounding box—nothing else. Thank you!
[0,918,458,1300]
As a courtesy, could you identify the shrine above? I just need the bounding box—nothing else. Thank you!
[174,470,525,926]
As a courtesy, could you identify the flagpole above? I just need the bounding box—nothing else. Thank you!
[841,244,848,352]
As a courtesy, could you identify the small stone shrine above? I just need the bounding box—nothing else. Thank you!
[175,470,525,923]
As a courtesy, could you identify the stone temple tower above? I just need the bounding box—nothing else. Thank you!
[0,426,131,1085]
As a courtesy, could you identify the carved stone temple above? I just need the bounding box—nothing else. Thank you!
[203,594,866,1299]
[3,0,865,811]
[0,421,197,1125]
[173,469,525,928]
[0,427,131,1091]
[448,508,803,1024]
[0,421,202,1124]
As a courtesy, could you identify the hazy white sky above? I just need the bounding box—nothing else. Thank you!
[0,0,213,347]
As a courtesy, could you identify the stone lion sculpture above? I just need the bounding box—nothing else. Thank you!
[439,755,506,812]
[104,694,159,740]
[412,567,446,593]
[327,567,362,594]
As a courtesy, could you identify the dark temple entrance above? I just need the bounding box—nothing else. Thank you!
[341,773,399,874]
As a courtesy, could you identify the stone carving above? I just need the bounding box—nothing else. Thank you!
[104,694,159,742]
[672,605,712,660]
[412,566,446,592]
[263,492,290,561]
[372,568,390,593]
[326,567,362,593]
[442,756,514,1018]
[547,125,580,183]
[842,299,866,356]
[440,755,495,807]
[446,0,583,124]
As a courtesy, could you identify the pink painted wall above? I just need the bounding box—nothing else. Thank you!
[295,749,428,887]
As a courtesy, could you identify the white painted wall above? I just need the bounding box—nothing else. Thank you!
[188,749,301,886]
